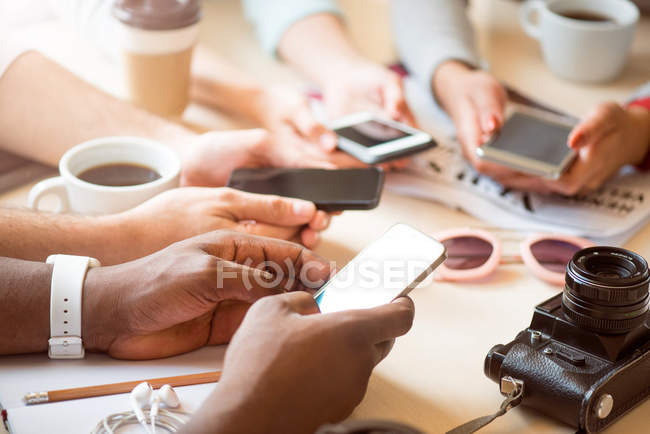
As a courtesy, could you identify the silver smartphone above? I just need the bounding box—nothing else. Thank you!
[476,106,576,179]
[329,112,435,164]
[314,223,447,313]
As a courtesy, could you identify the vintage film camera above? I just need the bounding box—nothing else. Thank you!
[484,247,650,432]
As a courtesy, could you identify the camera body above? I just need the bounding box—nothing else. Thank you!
[484,247,650,432]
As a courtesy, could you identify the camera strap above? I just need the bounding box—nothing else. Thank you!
[445,377,524,434]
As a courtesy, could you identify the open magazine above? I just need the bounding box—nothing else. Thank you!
[383,79,650,245]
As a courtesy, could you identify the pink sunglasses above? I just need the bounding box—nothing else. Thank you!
[433,228,595,286]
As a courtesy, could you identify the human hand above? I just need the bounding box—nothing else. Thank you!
[322,60,416,127]
[433,61,546,190]
[183,292,415,434]
[180,127,367,184]
[110,187,332,264]
[180,129,270,187]
[542,103,650,196]
[81,231,332,359]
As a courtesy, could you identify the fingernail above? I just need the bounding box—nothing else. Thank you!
[320,213,331,228]
[293,201,315,217]
[320,134,338,150]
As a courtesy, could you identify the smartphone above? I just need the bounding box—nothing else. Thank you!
[476,106,576,179]
[314,223,447,313]
[226,167,384,212]
[329,112,436,164]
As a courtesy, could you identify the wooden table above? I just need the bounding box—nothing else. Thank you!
[1,1,649,432]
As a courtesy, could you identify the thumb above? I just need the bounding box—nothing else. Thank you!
[291,106,338,152]
[227,190,317,226]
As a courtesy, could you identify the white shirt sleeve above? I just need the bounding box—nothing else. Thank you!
[242,0,342,55]
[0,1,54,77]
[390,0,479,88]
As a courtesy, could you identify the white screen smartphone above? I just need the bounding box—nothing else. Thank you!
[476,106,576,179]
[329,112,435,164]
[314,223,447,313]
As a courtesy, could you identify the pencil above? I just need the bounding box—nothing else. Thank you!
[23,370,222,405]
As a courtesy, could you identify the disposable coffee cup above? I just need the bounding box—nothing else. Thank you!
[520,0,639,83]
[113,0,201,117]
[28,137,181,215]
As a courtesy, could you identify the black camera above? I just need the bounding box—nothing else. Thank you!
[484,246,650,432]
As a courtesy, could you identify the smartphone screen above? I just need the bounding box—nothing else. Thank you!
[488,112,572,166]
[227,168,384,212]
[314,224,446,313]
[334,120,411,148]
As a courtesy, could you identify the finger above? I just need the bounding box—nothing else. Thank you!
[473,157,526,181]
[291,106,337,151]
[215,260,282,302]
[207,231,332,290]
[568,103,619,149]
[309,210,331,231]
[398,107,418,128]
[383,79,416,126]
[544,160,593,196]
[454,98,483,153]
[223,189,317,226]
[472,84,507,134]
[334,296,415,344]
[277,291,321,315]
[236,220,301,241]
[301,228,321,249]
[493,173,553,194]
[326,151,369,168]
[375,339,396,363]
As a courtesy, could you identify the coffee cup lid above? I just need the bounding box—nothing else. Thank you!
[113,0,201,31]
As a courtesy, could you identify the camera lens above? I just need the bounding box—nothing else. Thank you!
[562,247,650,334]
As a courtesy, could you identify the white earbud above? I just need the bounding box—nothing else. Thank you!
[130,382,153,433]
[149,384,180,434]
[150,384,180,417]
[158,384,180,408]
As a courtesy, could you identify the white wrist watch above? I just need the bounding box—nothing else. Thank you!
[46,254,101,359]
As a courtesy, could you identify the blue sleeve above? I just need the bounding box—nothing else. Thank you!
[242,0,342,56]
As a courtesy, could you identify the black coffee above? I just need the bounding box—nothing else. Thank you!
[559,10,614,22]
[78,163,161,186]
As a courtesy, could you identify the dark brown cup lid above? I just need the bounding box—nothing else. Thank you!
[113,0,201,31]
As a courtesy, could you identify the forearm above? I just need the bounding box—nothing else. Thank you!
[0,51,196,166]
[0,258,51,354]
[0,257,114,355]
[277,13,364,87]
[0,208,133,265]
[190,45,267,125]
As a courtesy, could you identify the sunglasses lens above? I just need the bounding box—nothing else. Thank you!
[442,236,494,270]
[530,239,582,273]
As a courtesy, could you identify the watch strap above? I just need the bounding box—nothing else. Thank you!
[46,254,100,359]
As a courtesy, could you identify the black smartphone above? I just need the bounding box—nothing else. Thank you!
[226,168,384,212]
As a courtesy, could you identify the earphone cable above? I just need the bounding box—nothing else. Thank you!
[93,408,191,434]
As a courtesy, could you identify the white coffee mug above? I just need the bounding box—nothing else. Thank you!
[520,0,639,83]
[28,137,180,214]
